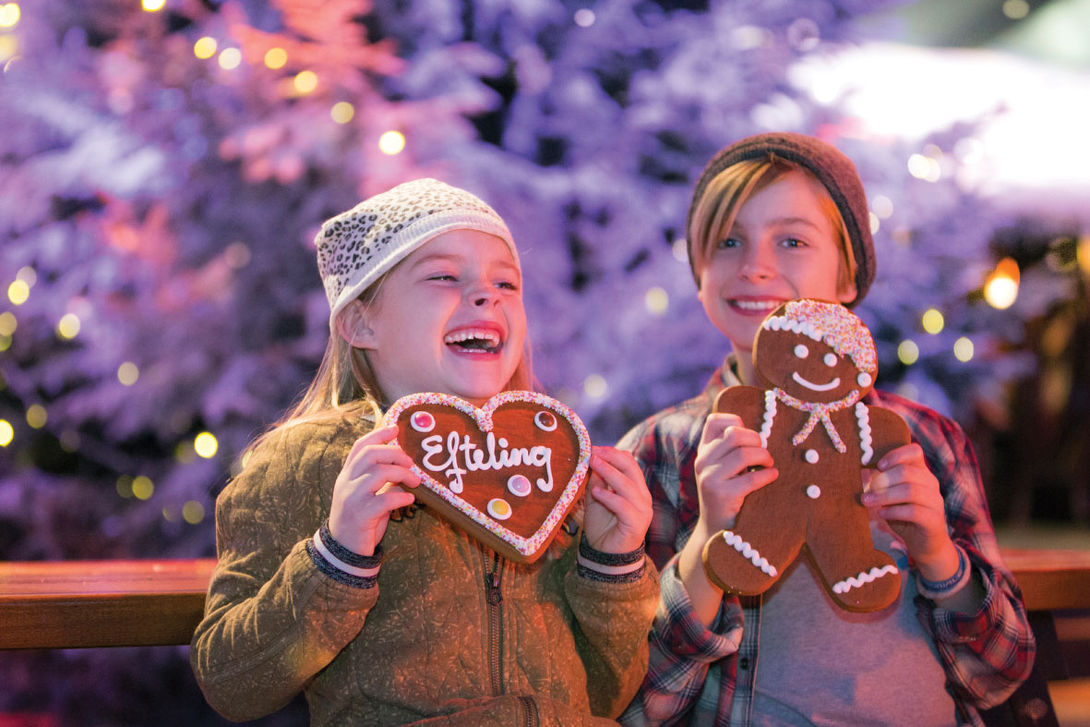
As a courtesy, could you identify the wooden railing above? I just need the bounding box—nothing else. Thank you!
[1,549,1088,650]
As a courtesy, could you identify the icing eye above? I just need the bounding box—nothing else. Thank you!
[857,372,873,387]
[823,353,838,367]
[534,411,557,432]
[487,498,512,520]
[410,410,435,433]
[507,474,532,497]
[794,344,809,359]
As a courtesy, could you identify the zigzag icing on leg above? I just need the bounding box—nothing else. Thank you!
[720,530,778,577]
[832,564,899,594]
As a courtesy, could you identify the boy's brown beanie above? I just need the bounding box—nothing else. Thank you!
[686,132,876,307]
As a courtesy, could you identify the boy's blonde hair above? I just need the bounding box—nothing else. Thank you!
[688,158,858,298]
[686,132,876,307]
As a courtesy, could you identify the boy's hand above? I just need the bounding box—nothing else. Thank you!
[692,412,778,535]
[327,425,419,557]
[581,446,652,555]
[862,442,957,576]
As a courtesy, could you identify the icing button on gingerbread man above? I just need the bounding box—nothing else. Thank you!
[702,299,911,612]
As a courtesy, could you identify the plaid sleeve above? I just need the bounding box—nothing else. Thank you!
[879,392,1036,709]
[619,558,743,726]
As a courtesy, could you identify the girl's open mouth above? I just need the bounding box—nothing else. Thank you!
[444,328,503,354]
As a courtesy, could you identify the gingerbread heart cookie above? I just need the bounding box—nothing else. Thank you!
[702,299,910,612]
[385,391,591,563]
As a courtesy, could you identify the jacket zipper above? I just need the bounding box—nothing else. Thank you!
[483,550,504,696]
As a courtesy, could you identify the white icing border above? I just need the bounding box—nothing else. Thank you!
[385,390,591,558]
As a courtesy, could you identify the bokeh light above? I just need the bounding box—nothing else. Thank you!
[56,312,81,339]
[953,336,975,362]
[117,361,139,386]
[907,153,942,182]
[116,475,134,498]
[0,419,13,447]
[264,47,287,69]
[218,48,242,70]
[8,279,29,305]
[141,0,165,12]
[0,311,16,336]
[984,257,1020,309]
[132,475,154,500]
[1077,235,1090,275]
[644,287,669,315]
[0,4,20,28]
[574,9,595,27]
[330,101,355,124]
[293,70,318,94]
[583,374,608,399]
[897,339,920,366]
[193,37,217,60]
[1002,0,1030,20]
[921,308,945,334]
[182,500,206,524]
[26,404,47,429]
[194,431,218,458]
[378,130,405,155]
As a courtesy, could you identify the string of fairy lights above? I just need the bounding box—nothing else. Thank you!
[0,0,1081,526]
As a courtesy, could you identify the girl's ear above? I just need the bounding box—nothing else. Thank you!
[335,300,377,349]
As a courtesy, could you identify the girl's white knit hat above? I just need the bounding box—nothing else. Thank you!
[315,178,517,329]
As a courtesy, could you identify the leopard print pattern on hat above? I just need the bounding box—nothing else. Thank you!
[315,178,515,328]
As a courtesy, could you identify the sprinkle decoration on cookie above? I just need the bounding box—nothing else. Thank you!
[385,391,592,563]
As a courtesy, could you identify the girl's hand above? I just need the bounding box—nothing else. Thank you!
[691,412,778,538]
[327,425,419,556]
[581,446,653,555]
[862,443,957,578]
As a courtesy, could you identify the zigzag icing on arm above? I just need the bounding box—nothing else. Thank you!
[720,530,778,577]
[832,564,899,594]
[856,402,873,464]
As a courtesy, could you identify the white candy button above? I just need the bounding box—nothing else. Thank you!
[806,485,821,499]
[805,449,819,464]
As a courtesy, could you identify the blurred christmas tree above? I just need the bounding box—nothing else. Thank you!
[0,0,1079,723]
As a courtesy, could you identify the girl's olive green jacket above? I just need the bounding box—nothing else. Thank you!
[190,410,659,726]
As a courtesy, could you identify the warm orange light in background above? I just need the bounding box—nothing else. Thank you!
[1078,235,1090,276]
[984,257,1020,310]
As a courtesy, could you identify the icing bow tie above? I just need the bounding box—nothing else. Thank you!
[773,388,862,453]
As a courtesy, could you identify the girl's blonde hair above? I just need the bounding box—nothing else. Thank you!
[687,158,858,296]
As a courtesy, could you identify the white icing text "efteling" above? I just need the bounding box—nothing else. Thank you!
[421,431,553,494]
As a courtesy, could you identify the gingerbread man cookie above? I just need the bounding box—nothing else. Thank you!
[702,299,910,612]
[385,391,591,564]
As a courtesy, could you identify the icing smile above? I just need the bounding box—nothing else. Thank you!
[792,371,841,392]
[445,326,503,354]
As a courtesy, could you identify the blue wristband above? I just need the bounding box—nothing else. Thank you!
[917,547,968,597]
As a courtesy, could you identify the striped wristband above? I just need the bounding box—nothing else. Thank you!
[917,547,970,599]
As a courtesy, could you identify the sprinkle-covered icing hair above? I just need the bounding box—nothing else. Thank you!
[762,299,876,374]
